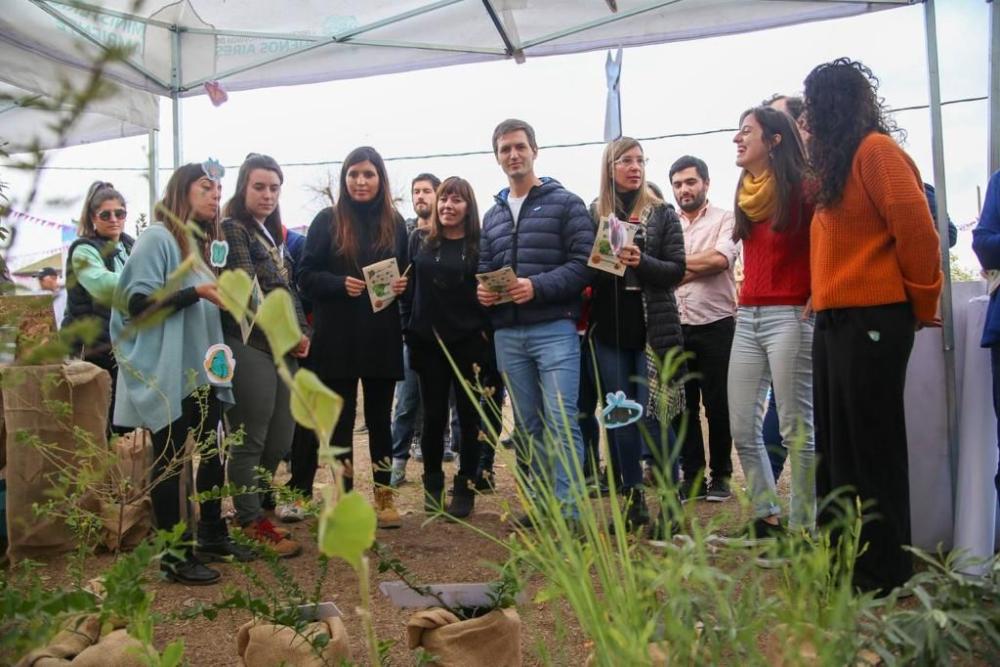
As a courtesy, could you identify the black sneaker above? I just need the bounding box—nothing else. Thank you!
[705,477,732,502]
[161,555,221,586]
[678,478,706,502]
[474,470,495,493]
[646,511,681,542]
[607,487,650,534]
[587,468,611,498]
[508,512,535,530]
[711,517,785,547]
[260,491,277,512]
[195,536,257,563]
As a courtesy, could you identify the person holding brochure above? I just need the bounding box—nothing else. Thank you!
[221,154,310,557]
[298,146,409,529]
[401,176,491,518]
[587,137,686,532]
[477,118,595,523]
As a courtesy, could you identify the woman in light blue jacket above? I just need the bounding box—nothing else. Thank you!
[113,161,252,585]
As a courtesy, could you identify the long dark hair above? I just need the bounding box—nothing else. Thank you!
[155,163,222,263]
[732,106,807,242]
[803,58,902,208]
[223,153,284,243]
[77,180,125,238]
[333,146,398,265]
[424,176,480,265]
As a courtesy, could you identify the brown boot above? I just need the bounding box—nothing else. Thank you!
[241,517,302,558]
[374,487,401,529]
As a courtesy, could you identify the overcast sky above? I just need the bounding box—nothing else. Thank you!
[2,0,991,275]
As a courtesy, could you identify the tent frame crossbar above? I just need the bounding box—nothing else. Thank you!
[29,0,171,90]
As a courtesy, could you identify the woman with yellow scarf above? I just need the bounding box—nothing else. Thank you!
[726,106,815,550]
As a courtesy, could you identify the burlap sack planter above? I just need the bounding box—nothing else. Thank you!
[99,430,153,552]
[2,362,110,561]
[761,623,884,666]
[380,582,523,667]
[235,602,352,667]
[15,614,148,667]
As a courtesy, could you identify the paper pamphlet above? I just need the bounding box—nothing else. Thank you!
[363,257,400,313]
[240,275,263,344]
[588,215,638,276]
[475,266,518,304]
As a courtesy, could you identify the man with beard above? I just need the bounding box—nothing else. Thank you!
[668,156,740,503]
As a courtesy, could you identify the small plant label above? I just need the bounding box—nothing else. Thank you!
[600,390,644,429]
[209,239,229,267]
[362,257,400,313]
[203,343,235,384]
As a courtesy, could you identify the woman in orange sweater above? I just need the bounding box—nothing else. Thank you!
[804,59,942,596]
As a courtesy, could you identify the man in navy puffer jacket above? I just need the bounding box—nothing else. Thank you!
[477,118,595,519]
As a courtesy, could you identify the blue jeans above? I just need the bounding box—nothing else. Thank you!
[391,344,422,461]
[579,335,601,476]
[763,386,786,480]
[494,319,584,510]
[593,341,647,489]
[728,305,816,530]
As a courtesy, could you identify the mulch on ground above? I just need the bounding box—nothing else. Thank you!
[28,407,773,666]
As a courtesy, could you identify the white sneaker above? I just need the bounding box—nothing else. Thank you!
[275,501,306,523]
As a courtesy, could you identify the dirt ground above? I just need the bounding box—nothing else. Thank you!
[32,406,775,666]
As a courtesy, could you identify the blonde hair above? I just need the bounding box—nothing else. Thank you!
[596,137,661,220]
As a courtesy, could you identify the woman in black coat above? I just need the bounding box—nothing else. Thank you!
[298,146,409,529]
[588,137,686,531]
[402,176,492,519]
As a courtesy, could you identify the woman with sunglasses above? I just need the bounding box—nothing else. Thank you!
[401,176,491,518]
[63,181,134,427]
[112,161,253,585]
[221,154,308,558]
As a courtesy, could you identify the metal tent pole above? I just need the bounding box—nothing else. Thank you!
[924,0,959,515]
[147,129,158,218]
[989,0,999,176]
[170,27,183,167]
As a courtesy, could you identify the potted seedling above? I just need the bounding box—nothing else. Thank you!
[375,543,524,667]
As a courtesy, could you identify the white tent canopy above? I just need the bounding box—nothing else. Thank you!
[4,0,912,99]
[0,29,158,152]
[3,0,995,556]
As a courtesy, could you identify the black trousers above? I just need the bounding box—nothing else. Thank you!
[324,377,396,490]
[149,391,224,540]
[674,317,735,481]
[814,303,915,594]
[474,336,507,475]
[410,335,488,480]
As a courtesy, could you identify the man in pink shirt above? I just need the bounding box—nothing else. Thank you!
[669,155,740,502]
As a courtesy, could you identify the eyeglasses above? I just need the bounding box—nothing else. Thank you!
[97,208,127,222]
[614,157,649,168]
